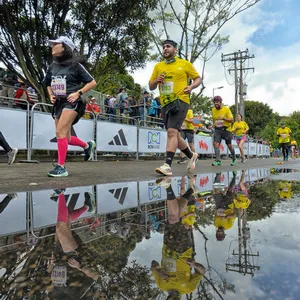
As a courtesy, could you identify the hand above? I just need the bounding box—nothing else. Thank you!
[67,92,80,103]
[183,85,193,94]
[157,74,165,84]
[50,94,56,104]
[68,258,81,270]
[217,116,223,120]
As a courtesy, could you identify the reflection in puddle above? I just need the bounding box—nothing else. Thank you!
[1,168,300,299]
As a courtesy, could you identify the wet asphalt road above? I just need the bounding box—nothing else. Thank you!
[0,157,299,193]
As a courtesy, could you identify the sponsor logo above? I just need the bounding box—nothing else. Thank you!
[199,140,208,151]
[220,174,225,182]
[109,187,128,204]
[50,192,80,211]
[199,176,209,187]
[51,126,77,143]
[148,131,160,149]
[148,183,162,200]
[108,129,128,146]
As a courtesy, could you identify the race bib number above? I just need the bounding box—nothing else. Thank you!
[283,187,289,192]
[51,78,67,96]
[280,134,287,138]
[215,119,224,127]
[51,265,67,286]
[161,82,174,95]
[162,258,177,272]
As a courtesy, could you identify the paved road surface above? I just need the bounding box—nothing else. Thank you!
[0,157,298,193]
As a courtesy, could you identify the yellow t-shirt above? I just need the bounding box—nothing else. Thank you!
[214,204,236,230]
[181,204,196,226]
[277,127,291,143]
[233,193,251,209]
[149,57,200,107]
[181,109,194,131]
[278,182,293,199]
[152,246,203,295]
[291,140,297,146]
[232,121,249,137]
[212,106,233,132]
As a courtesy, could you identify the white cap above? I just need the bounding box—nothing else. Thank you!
[48,36,75,51]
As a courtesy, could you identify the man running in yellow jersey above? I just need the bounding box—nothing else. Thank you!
[178,109,196,164]
[153,176,206,298]
[149,39,201,176]
[290,138,297,159]
[276,122,291,161]
[211,96,236,166]
[278,181,293,199]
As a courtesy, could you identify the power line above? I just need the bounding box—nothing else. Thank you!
[221,49,255,120]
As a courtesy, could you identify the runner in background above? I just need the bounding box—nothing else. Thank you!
[276,122,291,161]
[290,138,297,159]
[44,36,96,177]
[232,113,249,163]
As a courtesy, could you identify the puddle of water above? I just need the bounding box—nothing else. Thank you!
[1,168,300,299]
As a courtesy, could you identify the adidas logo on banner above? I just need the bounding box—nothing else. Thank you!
[108,129,128,146]
[109,187,128,204]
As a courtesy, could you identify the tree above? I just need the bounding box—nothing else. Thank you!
[150,0,261,94]
[190,93,214,115]
[0,0,156,102]
[230,100,276,138]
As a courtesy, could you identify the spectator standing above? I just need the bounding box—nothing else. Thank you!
[0,69,18,99]
[14,82,35,110]
[139,91,149,126]
[104,94,111,115]
[148,97,161,125]
[117,88,127,123]
[109,94,117,122]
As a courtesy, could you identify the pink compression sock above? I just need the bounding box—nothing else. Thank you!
[57,137,68,166]
[70,206,88,221]
[57,194,69,223]
[69,136,87,149]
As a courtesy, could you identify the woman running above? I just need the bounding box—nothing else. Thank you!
[44,36,96,177]
[232,113,249,163]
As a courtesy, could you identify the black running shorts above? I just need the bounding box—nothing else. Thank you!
[213,127,233,145]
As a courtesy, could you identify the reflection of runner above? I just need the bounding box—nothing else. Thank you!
[213,172,237,241]
[46,190,98,298]
[44,36,96,177]
[0,131,18,165]
[232,113,249,163]
[152,177,206,298]
[0,193,17,214]
[278,181,293,199]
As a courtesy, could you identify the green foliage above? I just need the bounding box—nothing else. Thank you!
[190,93,214,115]
[0,0,157,102]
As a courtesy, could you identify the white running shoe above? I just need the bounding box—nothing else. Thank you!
[187,152,198,172]
[8,148,18,165]
[156,177,172,188]
[155,163,172,176]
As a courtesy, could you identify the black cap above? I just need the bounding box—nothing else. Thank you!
[162,39,177,48]
[143,91,149,94]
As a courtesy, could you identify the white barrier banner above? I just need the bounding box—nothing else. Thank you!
[31,112,94,150]
[232,140,240,155]
[0,192,27,236]
[0,108,27,150]
[194,135,213,154]
[138,128,167,153]
[257,144,263,156]
[139,180,167,204]
[243,142,249,155]
[196,173,214,192]
[31,186,94,229]
[97,121,137,152]
[249,168,258,182]
[249,142,257,155]
[96,181,138,214]
[220,140,228,155]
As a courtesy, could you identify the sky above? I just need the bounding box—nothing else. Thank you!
[132,0,300,116]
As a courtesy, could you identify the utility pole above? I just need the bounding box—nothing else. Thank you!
[221,49,255,120]
[225,210,260,276]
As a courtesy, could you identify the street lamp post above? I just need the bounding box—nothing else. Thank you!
[212,86,224,98]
